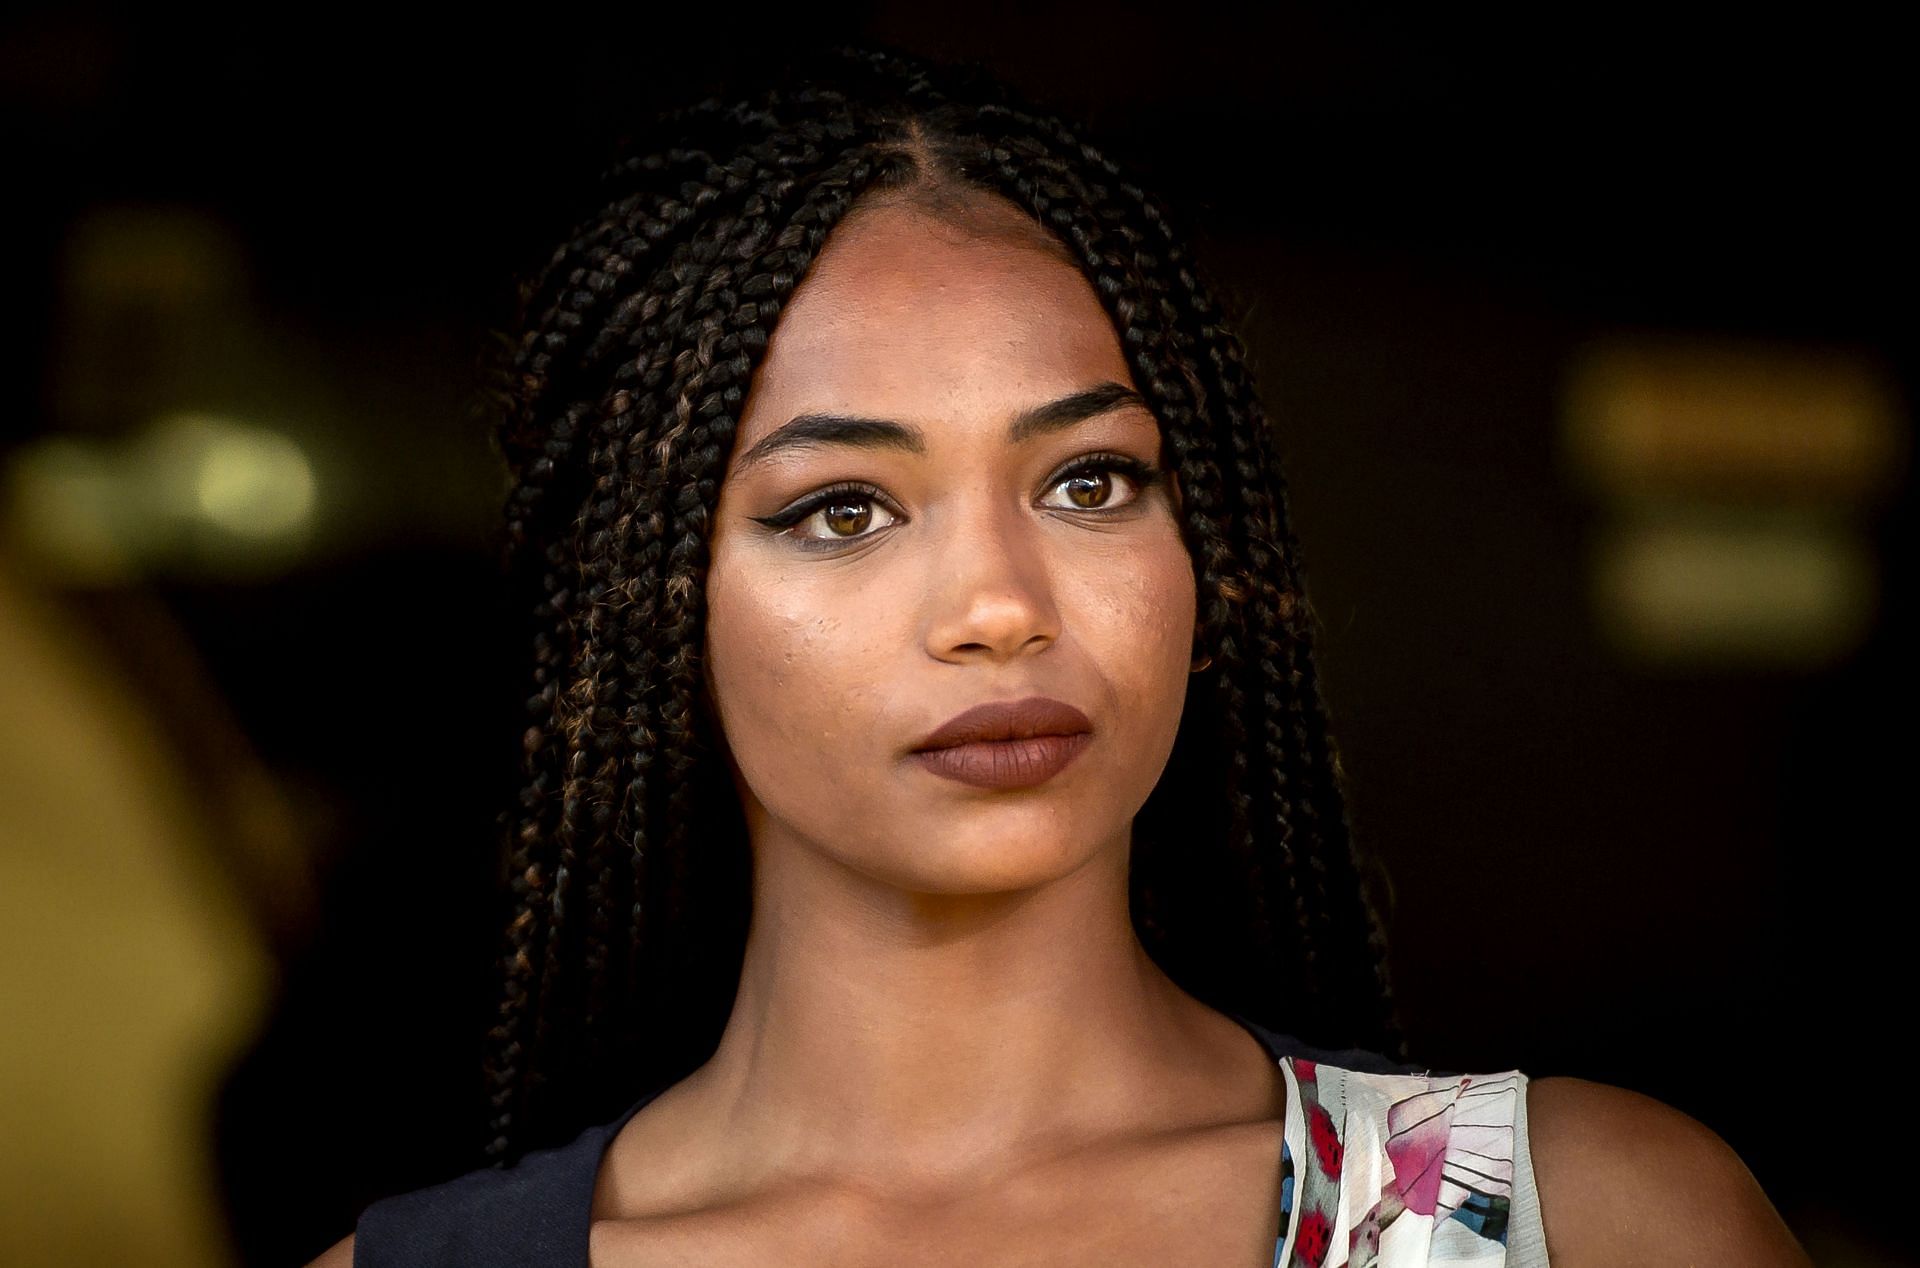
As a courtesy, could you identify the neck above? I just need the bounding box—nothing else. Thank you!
[671,825,1284,1198]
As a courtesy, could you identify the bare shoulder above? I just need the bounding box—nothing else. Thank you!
[1524,1075,1809,1267]
[306,1232,354,1267]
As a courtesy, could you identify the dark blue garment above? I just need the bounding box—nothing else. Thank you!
[352,1014,1424,1267]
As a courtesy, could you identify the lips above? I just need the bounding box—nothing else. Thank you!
[908,696,1094,791]
[911,696,1094,752]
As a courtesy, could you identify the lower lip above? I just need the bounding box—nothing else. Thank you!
[909,733,1093,789]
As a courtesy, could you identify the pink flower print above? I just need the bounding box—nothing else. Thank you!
[1384,1083,1459,1217]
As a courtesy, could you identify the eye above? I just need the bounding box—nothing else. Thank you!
[804,493,897,541]
[1041,453,1161,512]
[749,482,902,549]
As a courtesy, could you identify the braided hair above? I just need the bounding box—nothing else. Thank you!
[478,43,1403,1164]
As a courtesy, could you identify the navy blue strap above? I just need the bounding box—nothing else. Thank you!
[353,1088,666,1268]
[1225,1010,1437,1078]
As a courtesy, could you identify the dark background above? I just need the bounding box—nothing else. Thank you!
[3,5,1907,1264]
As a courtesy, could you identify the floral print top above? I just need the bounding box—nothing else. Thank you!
[1269,1055,1549,1267]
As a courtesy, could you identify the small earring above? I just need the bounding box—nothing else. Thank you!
[1189,650,1212,674]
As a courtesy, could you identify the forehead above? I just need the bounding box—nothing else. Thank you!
[735,195,1136,447]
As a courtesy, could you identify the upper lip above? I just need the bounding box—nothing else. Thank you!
[910,695,1094,752]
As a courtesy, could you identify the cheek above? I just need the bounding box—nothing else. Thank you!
[1073,532,1197,808]
[1085,532,1197,680]
[704,551,895,799]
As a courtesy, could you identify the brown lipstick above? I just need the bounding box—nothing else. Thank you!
[908,696,1093,790]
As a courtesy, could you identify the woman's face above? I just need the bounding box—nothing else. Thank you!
[703,191,1197,895]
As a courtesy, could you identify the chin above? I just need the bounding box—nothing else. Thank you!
[850,819,1112,896]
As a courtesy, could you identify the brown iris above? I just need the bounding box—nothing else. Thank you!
[1062,470,1112,509]
[823,500,872,536]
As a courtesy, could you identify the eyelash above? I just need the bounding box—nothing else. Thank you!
[750,452,1163,551]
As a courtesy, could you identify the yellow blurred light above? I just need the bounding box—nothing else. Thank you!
[190,430,315,539]
[1563,340,1904,501]
[1,438,136,584]
[145,412,316,541]
[1562,335,1900,671]
[1591,509,1876,668]
[1,414,320,585]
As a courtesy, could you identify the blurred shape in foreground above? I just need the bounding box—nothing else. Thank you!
[0,549,276,1266]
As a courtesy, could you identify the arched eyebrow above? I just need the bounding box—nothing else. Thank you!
[730,381,1150,476]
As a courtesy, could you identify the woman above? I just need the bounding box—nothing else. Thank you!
[314,45,1806,1266]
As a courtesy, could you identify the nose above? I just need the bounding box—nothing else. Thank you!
[923,490,1061,664]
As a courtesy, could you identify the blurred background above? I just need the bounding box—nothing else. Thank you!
[1,5,1907,1265]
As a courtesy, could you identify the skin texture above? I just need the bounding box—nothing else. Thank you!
[702,191,1198,912]
[310,187,1811,1267]
[1525,1077,1812,1267]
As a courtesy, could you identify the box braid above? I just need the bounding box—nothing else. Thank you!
[477,44,1403,1163]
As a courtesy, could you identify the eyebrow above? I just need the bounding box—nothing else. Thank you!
[731,381,1151,475]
